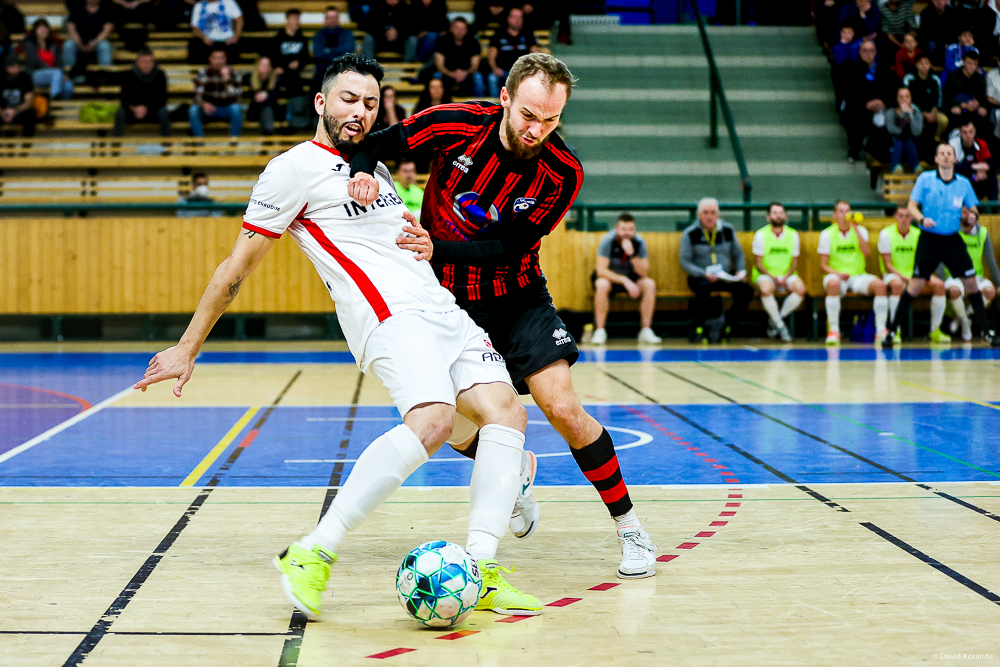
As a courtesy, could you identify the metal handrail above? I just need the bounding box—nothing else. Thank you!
[687,0,752,211]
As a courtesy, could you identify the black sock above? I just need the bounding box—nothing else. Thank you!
[570,428,633,517]
[889,290,915,332]
[451,432,478,460]
[968,292,990,332]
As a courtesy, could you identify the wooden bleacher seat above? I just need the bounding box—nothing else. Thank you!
[883,172,918,204]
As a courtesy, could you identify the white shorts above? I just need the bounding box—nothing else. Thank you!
[944,276,994,296]
[823,273,878,296]
[882,272,904,286]
[360,308,514,417]
[756,274,804,294]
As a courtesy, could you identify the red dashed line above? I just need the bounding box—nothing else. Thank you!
[711,521,728,527]
[589,583,620,591]
[726,502,742,507]
[657,554,679,563]
[677,542,699,549]
[495,615,531,623]
[729,493,743,498]
[720,511,736,516]
[436,630,478,640]
[695,531,716,538]
[546,598,582,607]
[367,648,416,659]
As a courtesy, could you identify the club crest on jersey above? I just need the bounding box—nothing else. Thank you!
[512,197,536,213]
[451,191,501,236]
[452,154,473,173]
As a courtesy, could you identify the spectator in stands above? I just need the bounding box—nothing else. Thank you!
[433,17,485,98]
[591,212,662,345]
[245,55,278,135]
[951,120,998,200]
[1,52,35,136]
[413,76,450,113]
[952,0,999,61]
[919,0,958,67]
[312,7,361,89]
[892,32,921,79]
[474,0,507,32]
[64,0,114,77]
[818,200,889,345]
[989,54,1000,136]
[878,0,916,57]
[838,0,880,42]
[113,48,169,136]
[944,48,989,130]
[944,28,977,77]
[393,160,423,220]
[271,8,310,93]
[109,0,156,48]
[188,0,243,65]
[752,202,805,342]
[373,84,405,132]
[409,0,449,63]
[364,0,413,60]
[886,86,924,173]
[831,24,860,110]
[680,198,751,344]
[486,7,539,98]
[816,0,849,50]
[522,1,572,45]
[189,48,242,137]
[23,18,73,101]
[233,0,263,32]
[843,40,889,162]
[0,0,23,38]
[904,54,947,147]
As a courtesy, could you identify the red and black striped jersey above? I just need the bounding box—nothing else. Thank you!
[352,101,584,303]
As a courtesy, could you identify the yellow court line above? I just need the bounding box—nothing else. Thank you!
[901,381,1000,412]
[179,407,261,487]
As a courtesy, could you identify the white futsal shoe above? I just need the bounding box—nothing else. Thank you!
[637,327,662,344]
[617,527,658,579]
[590,328,608,345]
[510,449,540,538]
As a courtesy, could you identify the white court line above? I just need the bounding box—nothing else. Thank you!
[0,386,133,465]
[284,423,653,464]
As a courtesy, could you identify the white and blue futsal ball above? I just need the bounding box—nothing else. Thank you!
[396,541,482,627]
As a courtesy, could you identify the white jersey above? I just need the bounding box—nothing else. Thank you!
[243,140,458,357]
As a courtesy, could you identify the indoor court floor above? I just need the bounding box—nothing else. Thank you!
[2,341,999,666]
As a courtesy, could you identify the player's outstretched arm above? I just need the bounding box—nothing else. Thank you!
[133,229,276,396]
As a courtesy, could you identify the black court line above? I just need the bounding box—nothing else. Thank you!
[278,370,365,667]
[916,484,1000,524]
[656,366,920,483]
[861,522,1000,607]
[62,370,302,667]
[600,370,850,512]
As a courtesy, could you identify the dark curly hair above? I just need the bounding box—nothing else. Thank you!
[321,54,385,95]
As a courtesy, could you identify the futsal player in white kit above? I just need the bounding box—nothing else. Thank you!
[133,54,544,620]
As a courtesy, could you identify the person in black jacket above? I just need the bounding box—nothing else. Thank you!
[114,48,170,136]
[271,8,309,94]
[409,0,448,62]
[842,40,894,161]
[362,0,412,59]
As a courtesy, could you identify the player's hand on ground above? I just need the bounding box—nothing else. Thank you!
[396,212,433,261]
[348,173,379,206]
[623,278,641,299]
[133,345,197,397]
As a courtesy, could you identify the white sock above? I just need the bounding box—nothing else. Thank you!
[888,295,900,323]
[930,295,946,331]
[614,508,640,533]
[466,423,525,561]
[952,297,970,324]
[779,292,803,318]
[826,296,841,333]
[873,295,888,332]
[761,295,782,328]
[302,424,428,553]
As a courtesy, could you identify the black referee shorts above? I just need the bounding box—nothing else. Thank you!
[460,286,580,395]
[911,231,976,280]
[590,270,642,298]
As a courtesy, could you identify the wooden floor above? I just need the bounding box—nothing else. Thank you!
[1,341,999,666]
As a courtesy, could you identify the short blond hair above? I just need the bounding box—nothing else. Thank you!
[506,53,577,100]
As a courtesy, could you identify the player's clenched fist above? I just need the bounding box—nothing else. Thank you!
[348,173,380,206]
[133,345,197,397]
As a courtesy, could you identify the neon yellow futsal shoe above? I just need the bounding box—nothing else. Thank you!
[929,329,951,345]
[476,560,543,616]
[274,542,337,620]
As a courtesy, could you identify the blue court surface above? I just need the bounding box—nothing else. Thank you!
[3,350,999,488]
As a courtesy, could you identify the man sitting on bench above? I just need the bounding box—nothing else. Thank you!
[591,212,661,345]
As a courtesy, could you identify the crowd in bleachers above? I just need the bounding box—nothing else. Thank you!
[818,0,1000,200]
[0,0,568,137]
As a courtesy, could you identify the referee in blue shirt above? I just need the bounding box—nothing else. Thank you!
[883,143,995,347]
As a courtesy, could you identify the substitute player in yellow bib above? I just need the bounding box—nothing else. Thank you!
[752,202,805,342]
[877,205,948,344]
[944,215,1000,341]
[818,200,889,345]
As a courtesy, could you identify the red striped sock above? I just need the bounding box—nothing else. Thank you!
[571,428,633,517]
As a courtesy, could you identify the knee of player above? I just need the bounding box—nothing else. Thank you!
[639,277,656,292]
[871,279,887,296]
[594,278,612,294]
[948,286,962,299]
[890,280,904,296]
[540,394,584,431]
[985,287,996,301]
[825,279,841,295]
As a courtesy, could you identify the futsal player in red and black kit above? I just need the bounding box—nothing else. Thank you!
[349,53,658,578]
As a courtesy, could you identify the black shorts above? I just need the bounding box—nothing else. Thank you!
[912,231,976,280]
[590,270,641,298]
[460,286,580,395]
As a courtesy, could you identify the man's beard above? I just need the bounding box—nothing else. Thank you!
[770,219,785,228]
[324,112,365,152]
[503,116,547,160]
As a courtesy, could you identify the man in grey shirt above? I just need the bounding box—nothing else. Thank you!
[590,212,661,345]
[679,198,752,343]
